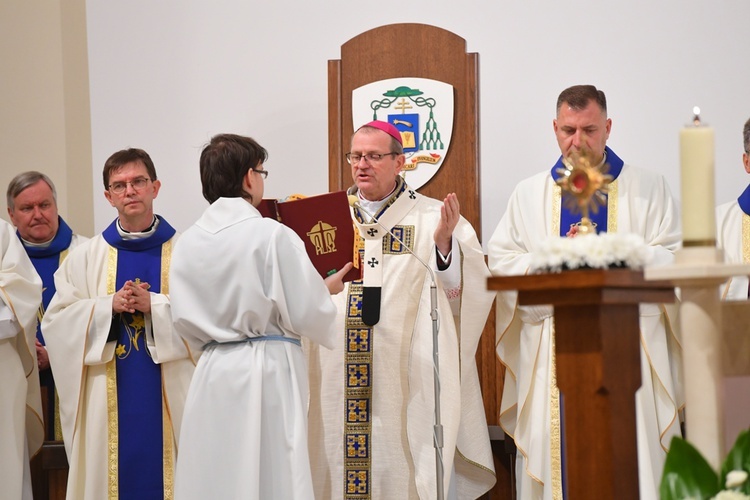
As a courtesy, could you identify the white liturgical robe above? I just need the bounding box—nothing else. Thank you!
[170,197,339,500]
[488,163,684,500]
[41,222,195,500]
[717,198,750,300]
[0,219,43,500]
[307,180,496,499]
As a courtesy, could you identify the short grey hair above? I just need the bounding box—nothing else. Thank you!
[6,171,57,210]
[744,117,750,153]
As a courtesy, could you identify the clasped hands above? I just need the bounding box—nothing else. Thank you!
[112,280,152,314]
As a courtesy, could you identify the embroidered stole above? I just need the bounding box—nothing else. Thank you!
[102,217,176,500]
[550,150,621,498]
[23,216,74,441]
[343,180,419,498]
[737,185,750,296]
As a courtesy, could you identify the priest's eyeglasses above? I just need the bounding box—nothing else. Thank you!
[346,152,399,165]
[108,177,151,194]
[253,169,269,179]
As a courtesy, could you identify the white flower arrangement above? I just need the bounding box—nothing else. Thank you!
[713,471,750,499]
[529,233,650,273]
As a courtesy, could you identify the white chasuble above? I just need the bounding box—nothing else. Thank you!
[717,199,750,300]
[41,224,195,500]
[307,181,495,499]
[488,163,683,500]
[0,219,43,500]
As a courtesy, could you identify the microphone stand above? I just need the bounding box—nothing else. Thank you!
[351,200,445,500]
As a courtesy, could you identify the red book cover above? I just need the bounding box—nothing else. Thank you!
[258,191,361,282]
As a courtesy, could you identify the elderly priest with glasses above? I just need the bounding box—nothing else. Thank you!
[42,148,195,500]
[306,120,496,499]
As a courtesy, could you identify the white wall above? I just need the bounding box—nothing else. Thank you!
[86,1,750,246]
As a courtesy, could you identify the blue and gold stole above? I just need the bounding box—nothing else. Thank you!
[547,147,624,497]
[737,184,750,267]
[550,146,624,236]
[343,178,415,499]
[102,216,176,500]
[22,216,73,440]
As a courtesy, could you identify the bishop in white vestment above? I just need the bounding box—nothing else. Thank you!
[307,120,495,499]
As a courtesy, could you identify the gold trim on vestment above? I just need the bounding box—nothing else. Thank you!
[607,180,618,232]
[162,396,175,500]
[161,240,171,294]
[106,359,119,499]
[743,214,750,266]
[344,281,373,499]
[53,248,70,441]
[161,241,174,499]
[549,324,563,500]
[106,247,118,499]
[552,185,561,236]
[549,186,563,498]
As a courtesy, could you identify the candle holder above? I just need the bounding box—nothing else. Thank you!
[645,108,750,470]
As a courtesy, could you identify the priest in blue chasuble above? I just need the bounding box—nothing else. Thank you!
[42,148,195,500]
[7,171,89,442]
[488,85,683,500]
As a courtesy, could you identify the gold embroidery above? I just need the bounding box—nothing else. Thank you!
[115,312,147,359]
[107,359,119,499]
[549,326,563,500]
[161,240,171,295]
[607,180,618,233]
[344,282,372,499]
[162,396,174,500]
[743,214,750,265]
[106,247,118,499]
[52,247,70,441]
[161,240,174,498]
[382,225,414,254]
[552,185,561,236]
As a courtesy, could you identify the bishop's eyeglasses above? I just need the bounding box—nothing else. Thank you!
[345,152,399,165]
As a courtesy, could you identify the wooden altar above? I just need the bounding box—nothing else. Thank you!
[488,268,676,498]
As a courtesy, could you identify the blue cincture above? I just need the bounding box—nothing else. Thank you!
[203,335,301,350]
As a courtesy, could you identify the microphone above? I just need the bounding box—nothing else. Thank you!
[347,193,446,500]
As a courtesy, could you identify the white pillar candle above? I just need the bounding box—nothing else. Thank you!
[679,108,716,245]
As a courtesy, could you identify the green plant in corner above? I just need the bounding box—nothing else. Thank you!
[661,429,750,499]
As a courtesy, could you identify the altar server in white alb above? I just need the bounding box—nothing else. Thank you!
[717,117,750,300]
[307,121,496,499]
[170,133,351,500]
[488,85,684,500]
[0,218,43,500]
[41,148,195,500]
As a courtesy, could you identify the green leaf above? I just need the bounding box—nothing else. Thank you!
[660,436,720,499]
[720,429,750,494]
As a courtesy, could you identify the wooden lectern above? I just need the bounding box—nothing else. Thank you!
[488,268,675,498]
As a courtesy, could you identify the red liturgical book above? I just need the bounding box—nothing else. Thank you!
[257,191,361,282]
